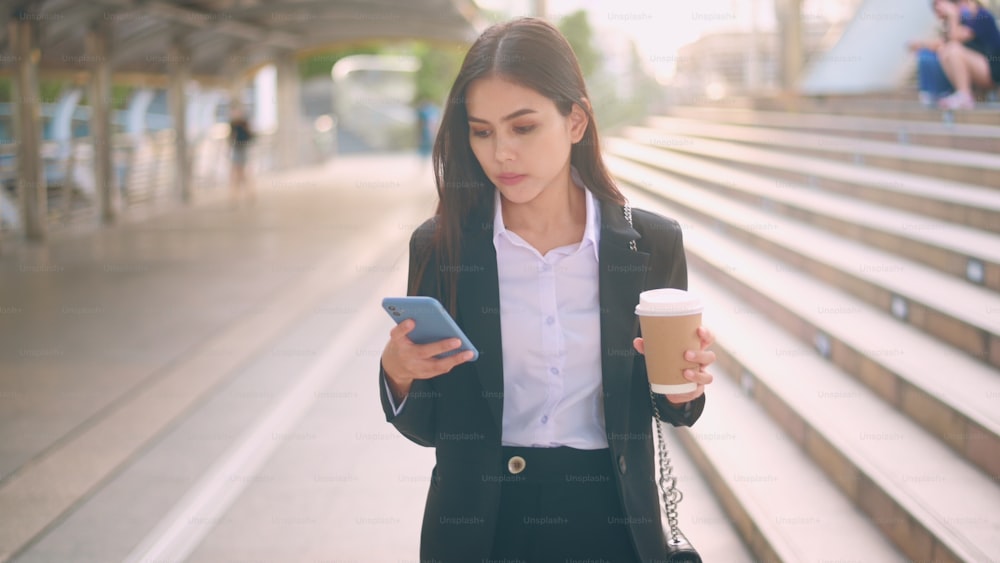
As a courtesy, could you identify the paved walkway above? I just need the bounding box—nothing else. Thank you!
[0,153,752,562]
[0,154,436,561]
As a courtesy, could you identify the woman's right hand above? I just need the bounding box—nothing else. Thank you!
[381,319,475,403]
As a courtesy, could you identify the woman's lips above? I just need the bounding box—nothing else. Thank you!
[496,173,526,186]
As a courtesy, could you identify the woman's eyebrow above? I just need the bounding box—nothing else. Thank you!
[467,108,538,123]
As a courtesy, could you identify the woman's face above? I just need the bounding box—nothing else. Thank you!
[465,75,587,206]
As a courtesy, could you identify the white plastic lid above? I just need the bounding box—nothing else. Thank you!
[635,288,703,317]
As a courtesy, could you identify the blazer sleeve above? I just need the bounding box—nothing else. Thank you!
[633,209,706,427]
[377,219,439,447]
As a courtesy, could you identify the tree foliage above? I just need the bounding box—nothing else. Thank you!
[557,10,600,78]
[412,42,465,105]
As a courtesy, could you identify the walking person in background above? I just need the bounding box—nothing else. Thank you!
[378,17,716,563]
[415,97,440,172]
[910,0,1000,109]
[229,108,255,207]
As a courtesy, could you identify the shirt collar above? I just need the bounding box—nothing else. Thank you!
[492,166,601,260]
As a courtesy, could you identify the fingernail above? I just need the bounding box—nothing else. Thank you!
[685,351,695,360]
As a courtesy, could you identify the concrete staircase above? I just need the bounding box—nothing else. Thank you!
[606,101,1000,563]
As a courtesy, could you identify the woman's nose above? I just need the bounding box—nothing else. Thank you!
[494,135,515,162]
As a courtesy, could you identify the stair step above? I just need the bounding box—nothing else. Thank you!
[667,106,1000,153]
[616,181,1000,479]
[608,154,1000,370]
[616,128,1000,233]
[615,175,1000,560]
[651,422,758,561]
[673,359,905,562]
[644,116,1000,187]
[685,267,1000,562]
[607,136,1000,292]
[750,97,1000,127]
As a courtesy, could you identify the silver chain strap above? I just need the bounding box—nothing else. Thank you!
[624,199,683,544]
[624,201,637,253]
[650,391,684,544]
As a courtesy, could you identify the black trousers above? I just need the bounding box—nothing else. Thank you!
[489,446,640,563]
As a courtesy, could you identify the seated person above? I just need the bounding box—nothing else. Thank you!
[909,0,1000,110]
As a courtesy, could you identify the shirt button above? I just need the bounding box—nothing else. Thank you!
[550,367,559,375]
[541,264,552,272]
[541,415,549,424]
[508,456,526,475]
[545,316,555,325]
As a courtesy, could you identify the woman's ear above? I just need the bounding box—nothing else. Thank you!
[569,100,590,143]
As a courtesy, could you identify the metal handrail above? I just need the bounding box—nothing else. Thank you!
[0,127,282,236]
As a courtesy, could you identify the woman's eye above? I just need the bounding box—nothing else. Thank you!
[514,125,536,134]
[471,129,491,138]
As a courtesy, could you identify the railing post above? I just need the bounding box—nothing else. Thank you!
[168,39,192,203]
[532,0,547,18]
[87,20,115,224]
[275,50,301,170]
[776,0,803,94]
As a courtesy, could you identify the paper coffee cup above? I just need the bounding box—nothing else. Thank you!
[635,289,703,394]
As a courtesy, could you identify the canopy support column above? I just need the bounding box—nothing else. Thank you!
[87,21,115,223]
[168,39,192,203]
[10,13,46,241]
[275,50,301,170]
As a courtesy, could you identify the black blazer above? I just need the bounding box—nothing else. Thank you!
[379,198,706,562]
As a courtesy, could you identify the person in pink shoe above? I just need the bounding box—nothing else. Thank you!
[933,0,1000,109]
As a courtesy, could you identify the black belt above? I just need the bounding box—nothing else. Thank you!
[500,446,615,485]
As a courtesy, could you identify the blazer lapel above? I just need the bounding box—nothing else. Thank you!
[598,200,650,434]
[455,215,505,431]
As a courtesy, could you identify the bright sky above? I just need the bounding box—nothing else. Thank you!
[476,0,857,81]
[477,0,776,80]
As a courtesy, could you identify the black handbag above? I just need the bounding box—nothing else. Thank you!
[625,201,703,563]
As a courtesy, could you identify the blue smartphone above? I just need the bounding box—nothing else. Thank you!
[381,296,479,361]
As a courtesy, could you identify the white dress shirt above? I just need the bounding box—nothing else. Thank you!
[493,170,607,449]
[388,169,609,450]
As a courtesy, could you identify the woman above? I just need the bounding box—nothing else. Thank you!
[378,17,715,562]
[914,0,1000,109]
[228,108,255,206]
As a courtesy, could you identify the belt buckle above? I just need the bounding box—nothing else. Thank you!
[507,455,526,475]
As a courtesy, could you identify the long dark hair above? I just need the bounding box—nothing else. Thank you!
[412,17,625,311]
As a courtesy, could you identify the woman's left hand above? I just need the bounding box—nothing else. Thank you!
[633,326,716,404]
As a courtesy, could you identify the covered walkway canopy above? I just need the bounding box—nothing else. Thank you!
[1,0,481,241]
